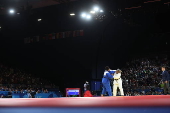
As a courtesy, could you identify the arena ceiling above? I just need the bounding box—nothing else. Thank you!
[0,0,78,7]
[0,0,79,15]
[0,0,169,14]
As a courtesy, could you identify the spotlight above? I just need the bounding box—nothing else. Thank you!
[94,7,99,11]
[86,15,91,19]
[100,10,103,12]
[38,19,42,21]
[70,13,75,16]
[0,26,1,29]
[90,11,95,14]
[9,9,15,14]
[81,13,86,17]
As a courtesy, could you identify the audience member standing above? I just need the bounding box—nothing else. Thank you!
[161,66,170,95]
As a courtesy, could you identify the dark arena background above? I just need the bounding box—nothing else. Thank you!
[0,0,170,113]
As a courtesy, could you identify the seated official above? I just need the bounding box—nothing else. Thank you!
[84,85,93,97]
[84,81,89,92]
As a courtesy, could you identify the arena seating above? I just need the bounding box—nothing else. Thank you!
[0,63,60,98]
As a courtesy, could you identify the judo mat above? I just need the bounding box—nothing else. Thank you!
[0,95,170,113]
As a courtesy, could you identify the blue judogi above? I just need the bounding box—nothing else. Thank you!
[101,71,114,96]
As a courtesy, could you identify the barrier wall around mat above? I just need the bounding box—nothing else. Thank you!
[0,95,170,107]
[0,91,60,98]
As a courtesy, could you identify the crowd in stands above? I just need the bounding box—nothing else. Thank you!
[0,63,58,98]
[91,54,169,96]
[1,54,170,97]
[120,54,170,96]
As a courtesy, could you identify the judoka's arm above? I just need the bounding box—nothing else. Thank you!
[110,70,116,74]
[106,73,114,79]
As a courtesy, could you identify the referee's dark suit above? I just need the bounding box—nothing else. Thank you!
[162,70,170,95]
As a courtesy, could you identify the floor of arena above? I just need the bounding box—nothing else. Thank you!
[0,95,170,113]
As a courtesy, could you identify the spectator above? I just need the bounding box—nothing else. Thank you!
[30,89,36,98]
[36,90,41,94]
[44,89,48,93]
[1,95,4,98]
[27,90,32,98]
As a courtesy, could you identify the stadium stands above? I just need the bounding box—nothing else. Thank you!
[0,63,61,98]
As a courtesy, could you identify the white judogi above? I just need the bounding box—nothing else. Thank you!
[113,73,124,96]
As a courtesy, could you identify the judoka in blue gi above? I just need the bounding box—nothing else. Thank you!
[101,66,115,96]
[108,69,116,92]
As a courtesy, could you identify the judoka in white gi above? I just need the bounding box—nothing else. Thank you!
[113,69,124,96]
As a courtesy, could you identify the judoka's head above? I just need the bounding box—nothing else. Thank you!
[161,66,165,71]
[116,69,122,74]
[105,66,110,71]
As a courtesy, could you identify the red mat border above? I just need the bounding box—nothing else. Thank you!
[0,96,170,107]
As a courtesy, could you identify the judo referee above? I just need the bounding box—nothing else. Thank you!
[113,69,124,96]
[101,66,114,96]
